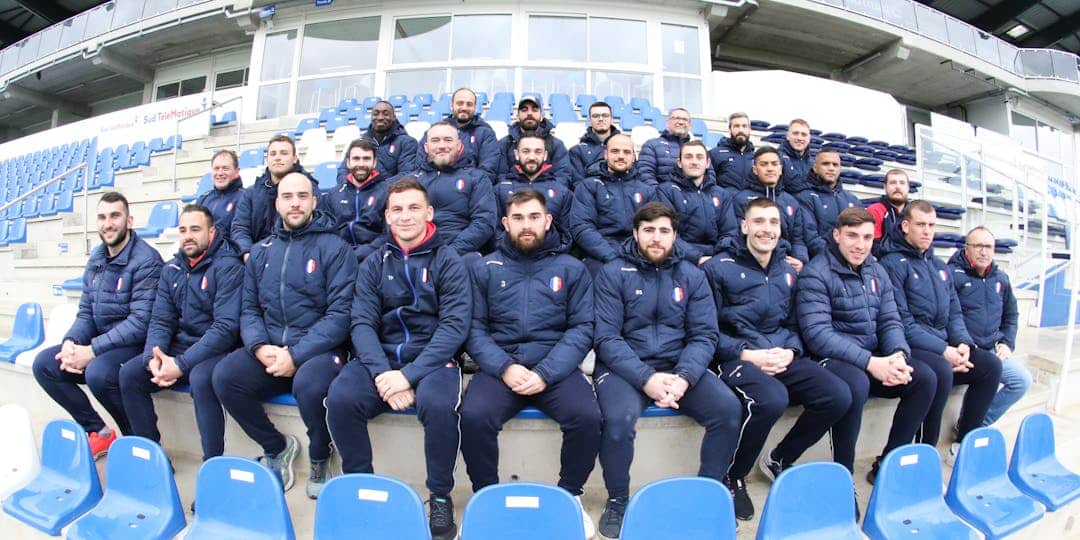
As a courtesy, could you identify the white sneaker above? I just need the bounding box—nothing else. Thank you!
[577,495,596,539]
[945,442,960,467]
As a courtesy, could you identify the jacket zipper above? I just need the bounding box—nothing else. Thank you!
[279,237,291,343]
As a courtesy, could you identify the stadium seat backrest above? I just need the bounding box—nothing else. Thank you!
[756,462,862,540]
[66,436,186,540]
[389,94,409,108]
[140,201,179,237]
[0,404,40,500]
[1009,412,1080,511]
[185,456,296,540]
[621,477,735,540]
[553,122,586,151]
[405,121,431,142]
[488,120,509,141]
[239,146,267,169]
[2,419,103,535]
[313,474,430,539]
[0,302,44,362]
[16,303,79,367]
[630,125,660,148]
[332,125,362,148]
[460,482,584,540]
[303,140,337,167]
[313,162,339,192]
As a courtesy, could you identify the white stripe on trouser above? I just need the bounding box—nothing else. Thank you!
[725,366,755,478]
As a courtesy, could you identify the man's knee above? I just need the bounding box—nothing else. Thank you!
[1003,358,1033,392]
[118,358,149,393]
[744,379,788,422]
[600,408,640,444]
[32,346,61,381]
[84,357,121,392]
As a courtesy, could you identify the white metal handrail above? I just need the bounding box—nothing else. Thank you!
[0,162,91,254]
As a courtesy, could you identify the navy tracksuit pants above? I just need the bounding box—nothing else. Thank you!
[119,352,227,461]
[460,370,602,495]
[325,361,461,497]
[33,343,142,435]
[212,348,343,461]
[719,357,852,478]
[914,346,1002,446]
[594,365,742,499]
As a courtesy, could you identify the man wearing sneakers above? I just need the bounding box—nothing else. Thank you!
[593,202,742,539]
[33,191,163,458]
[703,198,851,521]
[326,178,471,540]
[460,189,601,538]
[213,172,356,498]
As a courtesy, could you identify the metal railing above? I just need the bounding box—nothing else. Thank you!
[171,95,243,191]
[0,163,91,254]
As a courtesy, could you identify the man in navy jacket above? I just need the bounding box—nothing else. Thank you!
[779,119,813,195]
[796,207,935,486]
[119,204,242,464]
[460,189,600,537]
[320,139,388,263]
[657,140,737,265]
[593,202,741,539]
[879,201,1002,461]
[638,108,692,185]
[213,172,356,498]
[710,112,755,191]
[334,100,419,181]
[703,198,850,521]
[232,134,308,260]
[495,96,571,178]
[419,87,501,175]
[326,178,470,540]
[569,101,619,186]
[730,147,809,269]
[493,135,574,236]
[33,192,163,458]
[196,149,244,239]
[795,150,862,259]
[948,226,1029,427]
[867,168,909,257]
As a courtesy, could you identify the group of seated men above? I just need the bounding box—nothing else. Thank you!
[30,86,1031,540]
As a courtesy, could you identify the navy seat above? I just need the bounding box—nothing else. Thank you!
[0,302,44,363]
[749,120,771,131]
[621,477,735,540]
[762,134,785,144]
[854,158,883,171]
[757,462,862,540]
[1009,413,1080,511]
[185,456,295,539]
[135,201,179,238]
[66,436,186,540]
[768,123,789,132]
[846,136,869,144]
[2,419,103,535]
[461,482,583,539]
[313,474,428,539]
[945,427,1044,539]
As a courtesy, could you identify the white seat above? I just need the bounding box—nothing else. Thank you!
[0,403,40,500]
[240,167,262,187]
[631,126,661,149]
[297,127,328,150]
[553,122,586,150]
[404,121,431,142]
[331,125,362,148]
[488,120,509,141]
[15,303,79,367]
[302,140,337,168]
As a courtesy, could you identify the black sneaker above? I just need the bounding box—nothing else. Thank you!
[598,497,628,539]
[307,458,331,499]
[724,476,754,521]
[758,449,786,483]
[428,495,456,539]
[866,456,881,486]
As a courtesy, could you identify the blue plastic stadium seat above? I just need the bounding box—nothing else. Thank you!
[313,474,427,539]
[846,136,869,144]
[821,132,847,141]
[388,94,409,108]
[757,462,862,539]
[412,93,433,107]
[420,109,443,124]
[895,155,917,166]
[762,134,785,145]
[639,106,662,124]
[324,116,349,133]
[749,120,771,131]
[61,275,84,291]
[1009,413,1080,511]
[361,96,383,111]
[461,482,582,539]
[317,107,338,124]
[211,111,237,126]
[619,114,645,131]
[0,302,44,362]
[183,172,214,203]
[185,456,295,540]
[575,94,597,118]
[136,201,179,238]
[2,419,103,535]
[55,189,74,214]
[863,444,978,539]
[690,118,708,139]
[768,123,789,132]
[704,132,723,148]
[854,159,883,171]
[66,437,186,540]
[313,162,338,192]
[867,140,890,148]
[337,98,358,112]
[945,427,1044,539]
[823,141,853,152]
[295,117,320,133]
[432,93,451,115]
[148,137,169,153]
[115,144,134,170]
[473,91,489,109]
[355,114,372,130]
[130,141,151,167]
[621,477,735,540]
[5,217,27,244]
[239,146,267,169]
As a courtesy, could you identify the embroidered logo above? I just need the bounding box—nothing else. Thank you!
[367,195,377,207]
[456,178,466,191]
[201,276,209,290]
[306,259,317,274]
[116,277,124,291]
[420,268,430,283]
[389,144,396,154]
[784,273,794,287]
[226,202,234,212]
[633,192,644,204]
[870,278,879,294]
[938,269,948,282]
[549,276,563,292]
[713,196,721,207]
[672,287,685,302]
[547,188,557,199]
[996,282,1003,294]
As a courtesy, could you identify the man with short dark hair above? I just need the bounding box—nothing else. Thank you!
[703,197,851,521]
[494,135,573,234]
[593,201,741,539]
[879,201,1002,465]
[780,119,814,194]
[948,226,1030,427]
[196,150,244,238]
[795,149,863,258]
[119,204,242,465]
[334,100,419,181]
[731,146,809,270]
[419,87,500,175]
[638,108,693,185]
[797,207,935,490]
[326,178,470,540]
[321,139,388,262]
[710,112,756,191]
[214,172,356,498]
[569,101,620,186]
[657,140,736,265]
[496,96,571,177]
[570,133,656,273]
[460,188,600,538]
[33,192,164,458]
[232,134,309,260]
[867,169,909,257]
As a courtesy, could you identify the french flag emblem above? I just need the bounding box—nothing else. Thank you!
[549,276,563,292]
[420,268,430,283]
[471,135,476,144]
[672,287,685,302]
[116,277,124,291]
[784,273,794,287]
[938,269,948,282]
[226,202,234,212]
[633,192,643,204]
[367,195,377,207]
[786,205,795,216]
[306,259,317,274]
[389,144,396,154]
[713,196,721,207]
[456,178,466,191]
[870,278,879,294]
[201,276,209,290]
[547,188,557,199]
[996,282,1003,294]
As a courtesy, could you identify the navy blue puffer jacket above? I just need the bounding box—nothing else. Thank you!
[319,170,388,263]
[494,164,574,235]
[731,181,809,263]
[709,136,755,191]
[195,177,244,240]
[657,171,737,262]
[230,162,310,255]
[947,250,1018,350]
[779,139,813,195]
[495,119,571,179]
[638,130,690,185]
[392,160,497,255]
[419,114,501,175]
[570,161,657,263]
[568,126,619,186]
[334,122,420,182]
[794,172,863,259]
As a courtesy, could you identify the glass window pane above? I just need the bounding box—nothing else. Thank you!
[914,4,947,43]
[663,76,702,115]
[386,70,448,98]
[881,0,918,31]
[451,68,513,97]
[60,13,89,48]
[296,74,375,115]
[452,15,511,60]
[393,16,451,64]
[180,76,207,96]
[529,16,585,62]
[589,18,646,64]
[261,30,297,81]
[522,69,586,100]
[299,17,379,76]
[945,17,976,55]
[592,71,652,103]
[1,47,18,74]
[1037,123,1061,160]
[36,26,62,58]
[156,82,180,101]
[1010,112,1037,152]
[257,82,290,120]
[662,24,700,74]
[84,3,115,40]
[143,0,176,18]
[974,32,1000,66]
[216,68,248,90]
[112,0,143,28]
[17,34,40,67]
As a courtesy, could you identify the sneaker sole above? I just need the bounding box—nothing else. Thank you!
[758,453,779,483]
[280,435,300,492]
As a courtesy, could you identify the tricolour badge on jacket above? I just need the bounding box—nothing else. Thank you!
[784,273,794,287]
[549,276,563,292]
[672,287,685,302]
[201,276,209,290]
[306,259,317,274]
[420,267,430,283]
[870,277,878,294]
[456,178,466,191]
[938,269,948,281]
